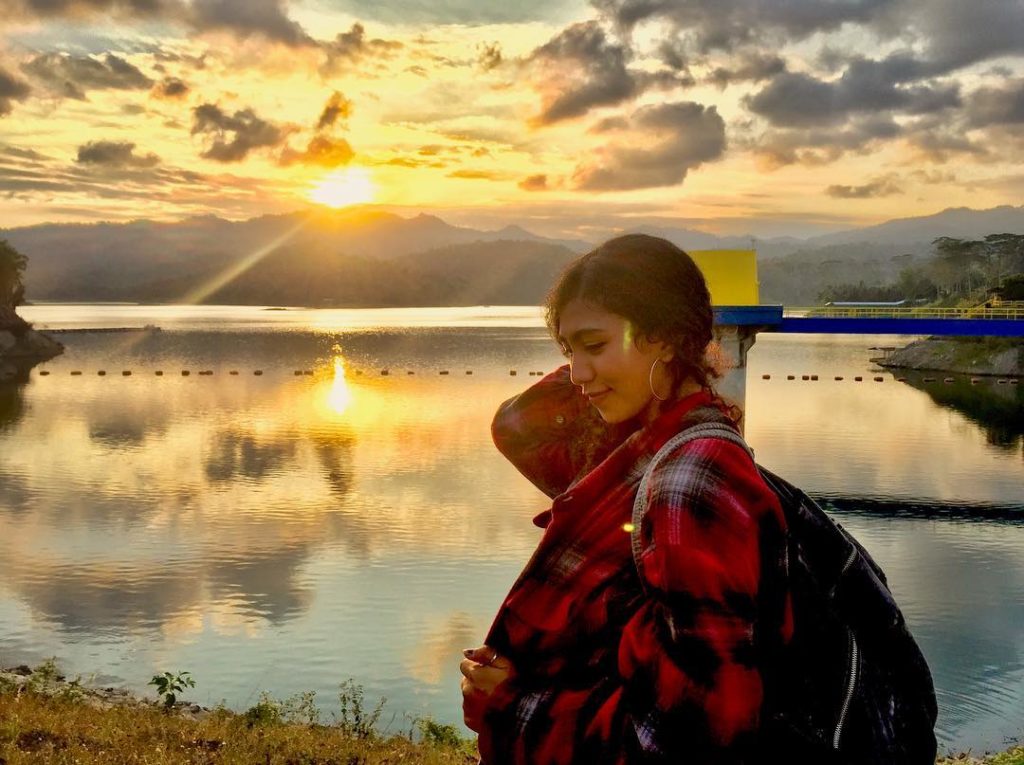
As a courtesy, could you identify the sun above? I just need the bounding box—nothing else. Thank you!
[309,167,375,209]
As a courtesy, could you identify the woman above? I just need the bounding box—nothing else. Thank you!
[461,234,792,764]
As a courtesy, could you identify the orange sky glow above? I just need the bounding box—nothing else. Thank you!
[1,0,1022,238]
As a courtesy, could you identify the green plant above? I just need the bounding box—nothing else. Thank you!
[416,717,467,748]
[335,680,386,740]
[27,658,61,693]
[281,690,321,726]
[148,670,195,709]
[243,691,282,727]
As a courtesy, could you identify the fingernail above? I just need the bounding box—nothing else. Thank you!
[462,648,474,658]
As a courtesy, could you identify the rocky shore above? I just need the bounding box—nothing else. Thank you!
[0,306,64,381]
[879,337,1023,377]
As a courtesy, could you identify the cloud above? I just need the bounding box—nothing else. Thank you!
[528,21,637,125]
[0,67,32,117]
[477,42,502,71]
[965,78,1024,128]
[899,0,1024,74]
[76,140,160,167]
[4,0,181,20]
[519,174,548,191]
[572,101,725,191]
[746,62,960,128]
[826,176,902,198]
[753,115,900,167]
[321,23,403,76]
[152,76,189,99]
[447,169,510,180]
[278,135,354,167]
[20,52,153,100]
[316,91,352,130]
[592,0,893,50]
[191,103,288,162]
[293,0,572,25]
[707,52,786,88]
[189,0,313,47]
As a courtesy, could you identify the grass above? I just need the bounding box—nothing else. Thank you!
[1,664,1021,764]
[0,671,476,765]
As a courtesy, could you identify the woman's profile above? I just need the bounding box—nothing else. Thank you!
[460,234,792,764]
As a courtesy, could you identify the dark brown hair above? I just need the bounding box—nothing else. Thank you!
[545,233,724,399]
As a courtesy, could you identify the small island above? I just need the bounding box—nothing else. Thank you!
[0,240,63,380]
[879,336,1023,377]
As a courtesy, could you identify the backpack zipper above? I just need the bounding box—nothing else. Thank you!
[833,545,861,750]
[833,629,859,749]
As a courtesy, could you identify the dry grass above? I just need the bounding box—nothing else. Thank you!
[0,689,476,765]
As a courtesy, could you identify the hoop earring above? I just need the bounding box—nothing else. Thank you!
[649,358,668,402]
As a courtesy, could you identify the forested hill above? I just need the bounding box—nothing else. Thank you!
[5,205,1023,306]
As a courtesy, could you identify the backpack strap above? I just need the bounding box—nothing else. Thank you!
[631,422,755,588]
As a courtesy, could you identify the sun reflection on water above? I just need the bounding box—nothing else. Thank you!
[326,356,353,415]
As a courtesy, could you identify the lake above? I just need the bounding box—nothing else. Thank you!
[2,304,1022,755]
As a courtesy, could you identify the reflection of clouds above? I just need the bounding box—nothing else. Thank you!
[842,516,1024,749]
[0,469,32,516]
[205,431,298,482]
[0,366,545,640]
[405,610,480,686]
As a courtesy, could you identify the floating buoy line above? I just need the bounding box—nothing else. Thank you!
[28,368,1024,384]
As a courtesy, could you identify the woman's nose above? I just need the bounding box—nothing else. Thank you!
[569,356,594,386]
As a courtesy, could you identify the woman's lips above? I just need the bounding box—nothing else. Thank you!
[586,389,610,402]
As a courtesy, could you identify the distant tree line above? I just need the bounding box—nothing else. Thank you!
[818,234,1024,304]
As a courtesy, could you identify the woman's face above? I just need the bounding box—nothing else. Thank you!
[557,298,673,424]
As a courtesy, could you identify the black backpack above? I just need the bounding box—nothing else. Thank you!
[632,415,939,765]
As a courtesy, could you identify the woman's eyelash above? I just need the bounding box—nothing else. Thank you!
[583,342,605,352]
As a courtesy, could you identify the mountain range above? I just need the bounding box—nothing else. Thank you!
[4,205,1023,307]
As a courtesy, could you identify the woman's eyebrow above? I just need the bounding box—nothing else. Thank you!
[557,328,607,344]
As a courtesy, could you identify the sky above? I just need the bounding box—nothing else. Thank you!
[1,0,1023,239]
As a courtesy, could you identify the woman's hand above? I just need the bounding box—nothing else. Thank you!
[460,645,514,733]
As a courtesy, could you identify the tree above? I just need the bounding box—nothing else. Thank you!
[0,239,28,308]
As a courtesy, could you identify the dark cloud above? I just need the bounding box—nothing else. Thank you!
[76,140,160,168]
[906,130,989,163]
[477,42,502,71]
[746,62,960,128]
[592,0,894,50]
[707,52,786,88]
[191,103,287,162]
[0,67,32,116]
[278,135,354,168]
[519,174,548,191]
[121,103,147,114]
[966,78,1024,128]
[753,115,900,167]
[826,176,902,198]
[152,76,189,99]
[5,0,180,19]
[529,21,637,125]
[292,0,566,25]
[321,23,403,76]
[189,0,313,47]
[572,101,725,191]
[21,52,153,100]
[316,91,352,130]
[905,0,1024,74]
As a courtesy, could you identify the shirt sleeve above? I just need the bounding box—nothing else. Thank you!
[478,437,790,765]
[491,364,629,500]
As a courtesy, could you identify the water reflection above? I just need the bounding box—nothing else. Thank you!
[0,325,1022,754]
[897,373,1024,455]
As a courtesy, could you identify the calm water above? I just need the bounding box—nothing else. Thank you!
[3,304,1023,755]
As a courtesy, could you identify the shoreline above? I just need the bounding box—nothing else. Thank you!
[879,337,1023,377]
[2,664,1021,764]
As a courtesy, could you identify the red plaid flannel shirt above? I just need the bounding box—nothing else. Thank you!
[480,366,792,764]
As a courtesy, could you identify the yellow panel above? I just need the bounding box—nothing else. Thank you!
[688,249,759,306]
